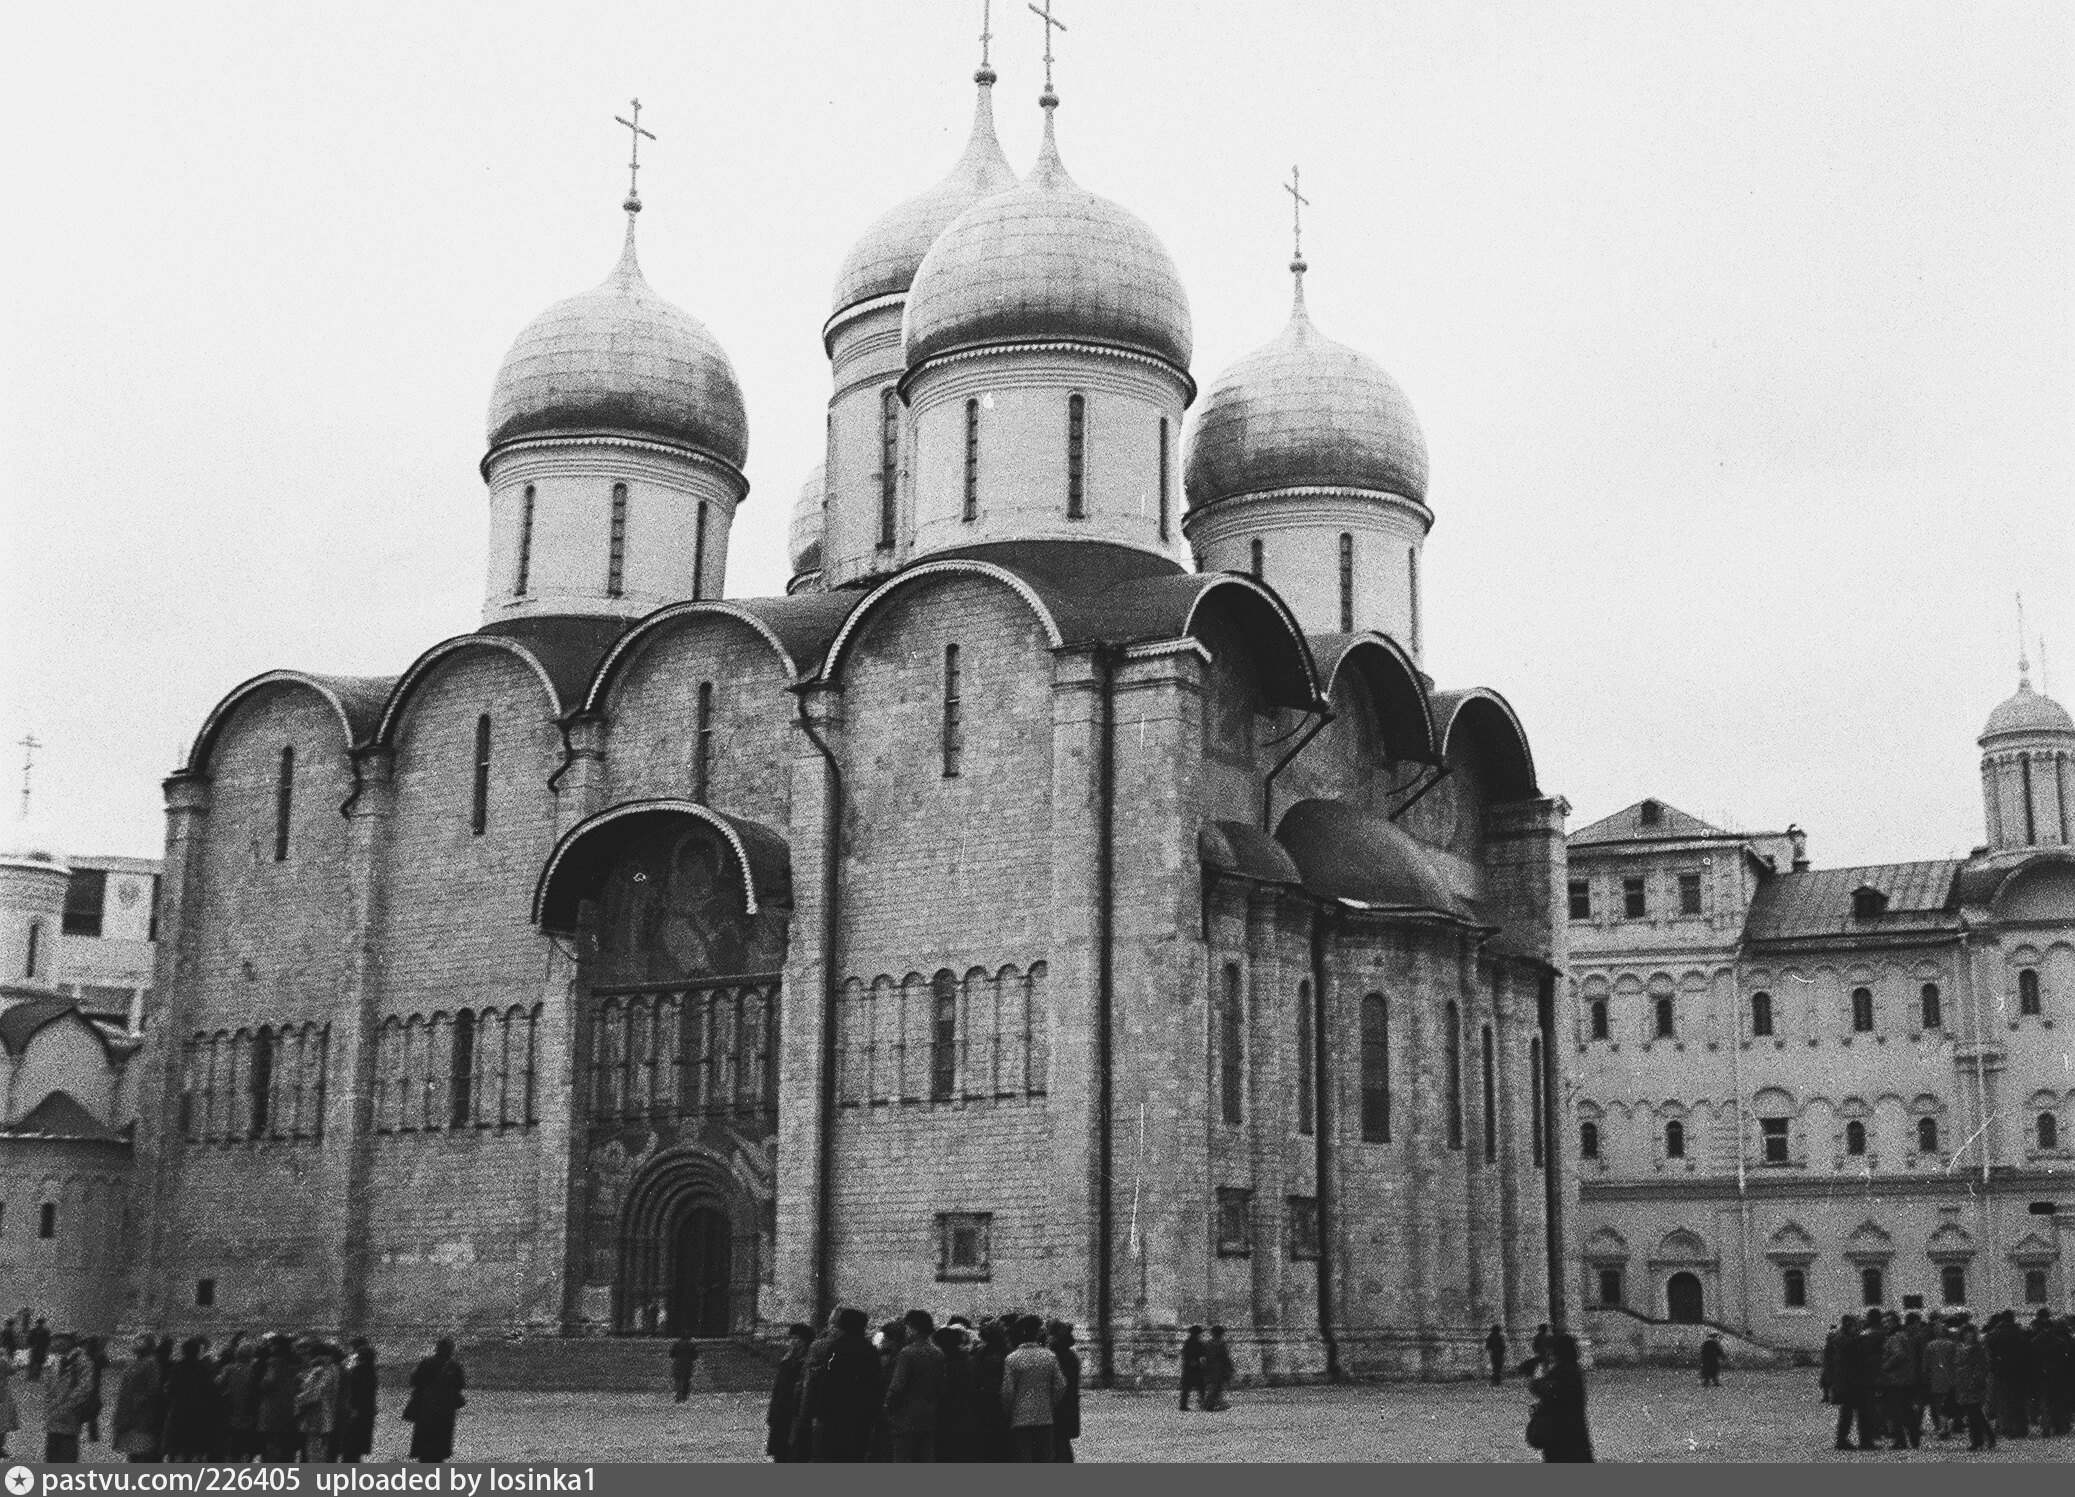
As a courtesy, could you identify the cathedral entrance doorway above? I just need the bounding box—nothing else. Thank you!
[614,1151,755,1336]
[1666,1271,1704,1324]
[669,1205,732,1336]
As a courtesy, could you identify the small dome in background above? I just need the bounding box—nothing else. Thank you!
[830,70,1018,320]
[1186,277,1427,510]
[1981,678,2075,739]
[788,463,826,578]
[903,107,1192,372]
[487,223,748,468]
[0,808,68,873]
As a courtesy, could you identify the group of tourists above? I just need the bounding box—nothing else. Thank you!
[1,1312,472,1466]
[1821,1305,2075,1452]
[764,1308,1083,1462]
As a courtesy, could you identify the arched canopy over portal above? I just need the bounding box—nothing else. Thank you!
[534,799,791,949]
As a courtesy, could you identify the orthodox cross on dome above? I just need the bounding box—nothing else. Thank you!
[18,732,38,821]
[1029,0,1066,104]
[1285,165,1311,270]
[980,0,995,71]
[615,99,656,215]
[2018,592,2032,688]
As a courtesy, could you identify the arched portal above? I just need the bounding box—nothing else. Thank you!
[1666,1271,1704,1324]
[616,1150,756,1336]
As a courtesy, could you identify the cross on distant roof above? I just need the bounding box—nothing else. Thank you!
[18,732,39,821]
[615,99,656,211]
[1028,0,1066,95]
[1285,165,1311,263]
[980,0,994,69]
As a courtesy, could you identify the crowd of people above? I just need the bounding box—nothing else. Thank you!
[1819,1306,2075,1452]
[0,1312,471,1465]
[763,1308,1084,1461]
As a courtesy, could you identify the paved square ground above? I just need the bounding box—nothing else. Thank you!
[16,1368,2072,1463]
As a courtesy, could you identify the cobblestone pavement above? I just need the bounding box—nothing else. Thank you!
[21,1369,2075,1463]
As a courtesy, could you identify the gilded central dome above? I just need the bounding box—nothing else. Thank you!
[1981,679,2075,739]
[830,71,1018,319]
[1186,276,1427,509]
[902,109,1192,371]
[487,222,748,468]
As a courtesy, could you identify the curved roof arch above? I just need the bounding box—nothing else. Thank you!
[186,670,393,775]
[1316,633,1439,764]
[532,798,791,934]
[820,560,1065,686]
[583,593,861,713]
[376,634,563,745]
[1182,574,1323,711]
[1431,687,1538,802]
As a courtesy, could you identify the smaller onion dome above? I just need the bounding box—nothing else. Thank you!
[788,463,826,578]
[1186,269,1427,509]
[830,69,1018,319]
[487,220,747,467]
[903,103,1192,371]
[1981,677,2075,739]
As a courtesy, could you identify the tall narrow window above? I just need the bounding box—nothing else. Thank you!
[1444,999,1463,1149]
[1360,993,1390,1142]
[1219,964,1244,1125]
[1623,877,1647,917]
[450,1009,476,1127]
[514,484,536,596]
[1852,986,1875,1032]
[62,869,106,936]
[1157,417,1171,541]
[1845,1119,1867,1155]
[878,388,899,548]
[1250,538,1264,579]
[691,502,708,602]
[2019,968,2041,1016]
[1784,1268,1808,1308]
[1579,1120,1600,1159]
[1751,991,1774,1037]
[470,715,492,836]
[1338,532,1354,633]
[1860,1267,1884,1307]
[1654,996,1675,1039]
[2041,1112,2061,1151]
[1066,393,1087,518]
[1480,1024,1497,1162]
[1940,1265,1966,1306]
[1679,872,1703,915]
[2022,756,2038,843]
[693,683,714,802]
[1917,1116,1940,1154]
[39,1203,56,1239]
[274,746,295,862]
[1665,1119,1685,1158]
[1529,1035,1545,1168]
[606,482,628,596]
[963,398,980,522]
[249,1027,274,1139]
[941,645,963,778]
[2026,1268,2050,1304]
[1408,547,1420,654]
[23,920,40,979]
[1920,983,1943,1030]
[1589,999,1609,1041]
[931,971,958,1102]
[1568,879,1591,920]
[1761,1116,1790,1164]
[1296,980,1315,1136]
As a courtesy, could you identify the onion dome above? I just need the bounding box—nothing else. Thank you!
[1186,268,1427,509]
[487,219,748,468]
[788,463,826,578]
[1981,677,2075,739]
[831,68,1018,319]
[903,102,1192,371]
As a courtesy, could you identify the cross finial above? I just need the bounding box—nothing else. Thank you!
[1285,165,1311,269]
[2018,592,2032,688]
[615,99,657,215]
[979,0,995,76]
[18,732,39,821]
[1029,0,1066,105]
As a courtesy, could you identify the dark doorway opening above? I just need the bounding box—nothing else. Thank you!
[670,1205,732,1337]
[1666,1271,1704,1324]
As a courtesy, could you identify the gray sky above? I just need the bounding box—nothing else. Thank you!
[4,0,2070,869]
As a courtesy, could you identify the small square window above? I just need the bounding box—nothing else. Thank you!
[1623,878,1647,919]
[935,1212,993,1283]
[1287,1195,1320,1262]
[195,1279,216,1308]
[1678,872,1702,916]
[39,1202,57,1239]
[1216,1187,1253,1257]
[1568,880,1591,921]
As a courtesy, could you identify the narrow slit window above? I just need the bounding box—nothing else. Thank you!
[1665,1118,1685,1158]
[691,502,708,602]
[1852,986,1875,1032]
[1066,393,1086,518]
[24,921,40,979]
[450,1009,476,1127]
[2041,1112,2061,1151]
[2019,968,2041,1016]
[1579,1120,1600,1159]
[1920,983,1942,1030]
[1845,1119,1867,1155]
[1917,1116,1939,1154]
[1529,1035,1545,1168]
[274,746,294,862]
[1481,1024,1497,1162]
[694,682,714,802]
[1655,996,1675,1039]
[1220,964,1244,1126]
[1157,417,1171,541]
[930,970,957,1102]
[879,388,900,547]
[1360,993,1389,1143]
[39,1203,56,1239]
[1408,546,1420,653]
[249,1027,274,1139]
[1444,999,1463,1149]
[607,482,628,596]
[1940,1265,1966,1306]
[1338,532,1354,633]
[1250,538,1264,580]
[1751,991,1774,1037]
[515,484,535,596]
[1589,999,1608,1041]
[1296,980,1315,1136]
[941,644,963,778]
[963,398,980,522]
[470,715,492,836]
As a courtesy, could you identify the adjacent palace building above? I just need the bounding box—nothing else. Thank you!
[132,33,1571,1382]
[1568,669,2075,1352]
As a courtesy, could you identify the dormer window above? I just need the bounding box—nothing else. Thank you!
[1639,800,1662,827]
[1852,886,1888,920]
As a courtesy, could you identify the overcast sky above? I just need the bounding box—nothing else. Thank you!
[3,1,2070,869]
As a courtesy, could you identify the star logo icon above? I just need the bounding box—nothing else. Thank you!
[5,1465,34,1496]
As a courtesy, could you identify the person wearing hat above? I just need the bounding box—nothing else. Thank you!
[42,1333,94,1462]
[1046,1321,1081,1461]
[999,1316,1065,1462]
[111,1334,165,1461]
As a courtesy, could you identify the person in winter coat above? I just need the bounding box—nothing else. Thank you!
[808,1308,881,1462]
[882,1310,947,1462]
[1699,1335,1724,1387]
[867,1321,904,1462]
[1203,1327,1236,1412]
[1829,1315,1863,1448]
[1820,1320,1846,1407]
[1921,1322,1957,1440]
[1526,1332,1594,1463]
[295,1341,341,1463]
[110,1335,165,1462]
[930,1326,978,1463]
[1485,1325,1508,1386]
[162,1337,222,1462]
[667,1337,699,1404]
[0,1354,19,1459]
[42,1336,94,1462]
[1849,1311,1887,1448]
[970,1322,1013,1461]
[256,1337,303,1463]
[1047,1322,1081,1462]
[1178,1326,1207,1410]
[1878,1317,1921,1449]
[1951,1323,1995,1451]
[216,1343,261,1463]
[999,1316,1065,1462]
[1986,1311,2030,1438]
[788,1311,842,1461]
[765,1324,812,1462]
[337,1341,378,1464]
[404,1339,467,1464]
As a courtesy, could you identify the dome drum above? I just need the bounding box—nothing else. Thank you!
[1187,489,1430,650]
